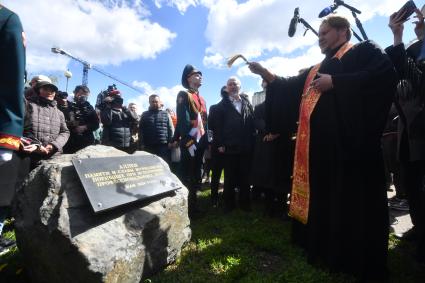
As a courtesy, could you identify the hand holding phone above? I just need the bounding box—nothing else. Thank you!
[397,1,417,22]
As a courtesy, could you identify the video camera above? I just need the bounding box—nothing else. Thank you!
[96,84,122,110]
[56,91,68,100]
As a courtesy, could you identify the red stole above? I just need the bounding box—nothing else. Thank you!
[289,42,353,224]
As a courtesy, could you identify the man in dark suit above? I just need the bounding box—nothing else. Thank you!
[0,4,26,251]
[208,86,228,207]
[215,77,255,212]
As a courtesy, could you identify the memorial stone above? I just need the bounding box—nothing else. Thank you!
[13,145,191,283]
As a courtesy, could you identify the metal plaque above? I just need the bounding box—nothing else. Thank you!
[72,155,182,213]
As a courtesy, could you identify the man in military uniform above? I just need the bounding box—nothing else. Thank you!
[0,4,26,251]
[171,64,207,217]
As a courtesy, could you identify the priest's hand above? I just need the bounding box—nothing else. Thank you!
[248,62,265,75]
[248,62,275,83]
[311,73,333,92]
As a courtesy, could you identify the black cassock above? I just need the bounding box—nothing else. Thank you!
[266,40,397,279]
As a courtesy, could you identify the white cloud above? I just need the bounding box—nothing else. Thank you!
[203,0,320,68]
[153,0,216,14]
[131,81,182,112]
[4,0,176,73]
[202,0,403,68]
[154,0,198,13]
[202,52,225,68]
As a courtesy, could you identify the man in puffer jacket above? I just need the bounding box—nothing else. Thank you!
[100,95,138,153]
[139,94,173,163]
[21,80,70,169]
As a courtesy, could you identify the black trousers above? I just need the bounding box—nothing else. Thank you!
[180,144,204,214]
[0,152,30,207]
[210,151,224,204]
[400,161,425,228]
[400,160,425,260]
[145,144,171,164]
[223,153,252,210]
[382,134,405,197]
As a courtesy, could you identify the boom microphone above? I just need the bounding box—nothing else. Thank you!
[288,7,300,37]
[318,4,339,18]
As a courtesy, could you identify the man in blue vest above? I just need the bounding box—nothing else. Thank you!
[139,94,173,162]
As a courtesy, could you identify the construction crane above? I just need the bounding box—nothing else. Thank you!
[51,47,143,93]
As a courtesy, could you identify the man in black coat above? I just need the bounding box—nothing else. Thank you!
[208,86,227,207]
[387,7,425,263]
[215,77,255,212]
[249,15,397,280]
[139,94,173,163]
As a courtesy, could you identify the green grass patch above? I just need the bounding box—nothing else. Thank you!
[2,189,425,283]
[0,219,27,283]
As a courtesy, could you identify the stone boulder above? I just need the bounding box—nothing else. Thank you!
[13,145,191,283]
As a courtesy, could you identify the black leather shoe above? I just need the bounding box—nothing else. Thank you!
[395,228,418,241]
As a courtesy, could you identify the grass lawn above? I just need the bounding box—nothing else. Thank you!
[1,189,424,283]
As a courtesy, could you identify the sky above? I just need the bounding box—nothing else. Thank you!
[3,0,421,113]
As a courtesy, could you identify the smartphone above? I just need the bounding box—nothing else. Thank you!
[397,0,417,22]
[20,137,41,146]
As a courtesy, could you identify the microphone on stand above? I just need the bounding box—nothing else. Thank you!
[288,7,299,37]
[318,3,339,18]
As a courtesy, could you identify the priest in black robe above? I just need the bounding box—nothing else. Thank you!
[249,16,397,280]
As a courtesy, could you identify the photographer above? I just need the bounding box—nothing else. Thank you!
[100,90,138,153]
[96,84,119,111]
[63,85,99,154]
[387,5,425,263]
[55,90,69,115]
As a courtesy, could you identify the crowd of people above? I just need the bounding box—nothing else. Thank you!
[1,2,425,282]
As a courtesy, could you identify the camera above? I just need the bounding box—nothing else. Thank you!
[56,91,68,100]
[96,84,122,110]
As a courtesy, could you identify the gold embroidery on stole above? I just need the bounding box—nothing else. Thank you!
[289,42,353,224]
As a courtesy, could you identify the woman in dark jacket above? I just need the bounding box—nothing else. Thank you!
[22,80,70,169]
